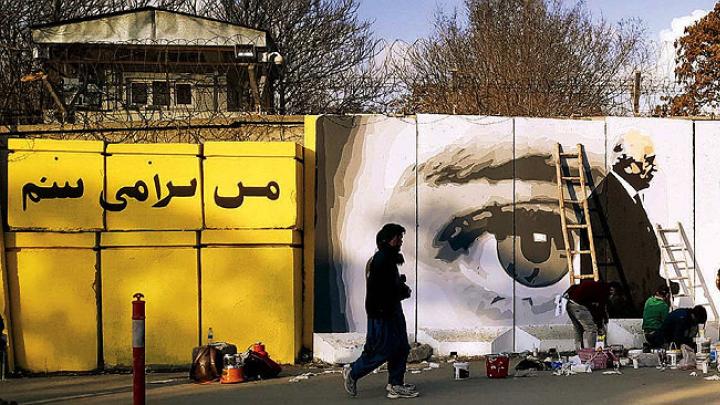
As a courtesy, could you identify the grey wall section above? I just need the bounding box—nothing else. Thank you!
[316,114,710,334]
[513,118,606,325]
[693,122,720,319]
[415,115,515,330]
[314,115,417,333]
[314,115,354,332]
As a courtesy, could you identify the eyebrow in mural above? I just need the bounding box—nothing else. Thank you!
[100,176,198,211]
[22,178,84,210]
[214,181,280,209]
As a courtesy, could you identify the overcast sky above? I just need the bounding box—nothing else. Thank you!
[357,0,717,43]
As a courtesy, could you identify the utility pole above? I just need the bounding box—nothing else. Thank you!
[632,71,641,116]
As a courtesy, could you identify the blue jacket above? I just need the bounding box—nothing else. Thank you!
[661,308,698,347]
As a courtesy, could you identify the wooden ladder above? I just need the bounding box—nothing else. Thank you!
[554,143,599,285]
[656,222,718,320]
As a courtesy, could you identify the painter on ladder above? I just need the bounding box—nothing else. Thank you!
[343,223,419,399]
[564,280,610,350]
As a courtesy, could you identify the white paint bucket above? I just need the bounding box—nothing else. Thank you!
[453,362,470,380]
[628,349,642,369]
[667,351,680,369]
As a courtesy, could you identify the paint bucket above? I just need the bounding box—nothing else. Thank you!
[453,362,470,380]
[220,367,244,384]
[667,350,680,369]
[628,349,642,369]
[697,353,709,372]
[486,355,509,378]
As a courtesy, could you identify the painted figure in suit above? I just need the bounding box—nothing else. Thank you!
[581,129,666,317]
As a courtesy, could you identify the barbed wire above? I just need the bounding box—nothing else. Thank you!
[0,33,699,141]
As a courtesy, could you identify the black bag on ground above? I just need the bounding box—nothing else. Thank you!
[190,343,237,383]
[243,351,282,380]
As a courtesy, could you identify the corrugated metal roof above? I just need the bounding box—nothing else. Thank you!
[31,7,268,48]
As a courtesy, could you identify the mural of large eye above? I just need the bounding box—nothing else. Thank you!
[435,201,574,288]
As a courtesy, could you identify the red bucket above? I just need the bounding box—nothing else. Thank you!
[486,354,509,378]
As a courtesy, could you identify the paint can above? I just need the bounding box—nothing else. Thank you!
[697,353,709,372]
[667,350,680,369]
[453,362,470,380]
[486,355,509,378]
[628,349,642,367]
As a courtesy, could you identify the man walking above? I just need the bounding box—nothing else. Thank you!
[343,223,418,399]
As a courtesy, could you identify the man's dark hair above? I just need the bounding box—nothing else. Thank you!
[692,305,708,324]
[655,285,670,296]
[376,223,406,249]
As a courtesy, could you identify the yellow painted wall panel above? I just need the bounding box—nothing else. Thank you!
[204,157,302,229]
[302,115,317,350]
[202,247,301,364]
[201,229,300,246]
[8,151,104,230]
[106,143,199,155]
[6,249,97,372]
[101,231,196,247]
[105,154,202,230]
[102,248,198,366]
[5,232,96,249]
[8,138,104,153]
[203,142,302,158]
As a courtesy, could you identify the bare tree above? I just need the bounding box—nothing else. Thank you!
[201,0,392,114]
[393,0,653,116]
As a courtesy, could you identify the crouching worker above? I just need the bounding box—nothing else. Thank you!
[661,305,707,348]
[343,223,418,399]
[564,280,610,351]
[642,286,670,349]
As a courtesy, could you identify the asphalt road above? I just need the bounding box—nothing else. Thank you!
[62,362,720,405]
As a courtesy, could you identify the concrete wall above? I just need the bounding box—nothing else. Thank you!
[1,137,307,372]
[314,115,714,349]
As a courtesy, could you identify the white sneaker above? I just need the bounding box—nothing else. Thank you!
[342,365,357,397]
[386,383,417,392]
[387,384,419,399]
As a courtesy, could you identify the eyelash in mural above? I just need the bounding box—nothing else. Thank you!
[434,200,578,288]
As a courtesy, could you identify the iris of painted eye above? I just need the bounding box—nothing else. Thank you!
[435,203,572,288]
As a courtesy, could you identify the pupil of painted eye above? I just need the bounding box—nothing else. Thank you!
[436,206,569,288]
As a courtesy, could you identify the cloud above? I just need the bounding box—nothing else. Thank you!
[656,9,709,80]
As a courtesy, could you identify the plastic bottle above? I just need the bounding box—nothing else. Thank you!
[207,327,214,344]
[595,335,606,350]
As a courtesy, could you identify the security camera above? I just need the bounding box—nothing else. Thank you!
[264,52,284,65]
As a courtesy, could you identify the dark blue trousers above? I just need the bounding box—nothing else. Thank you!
[350,309,410,386]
